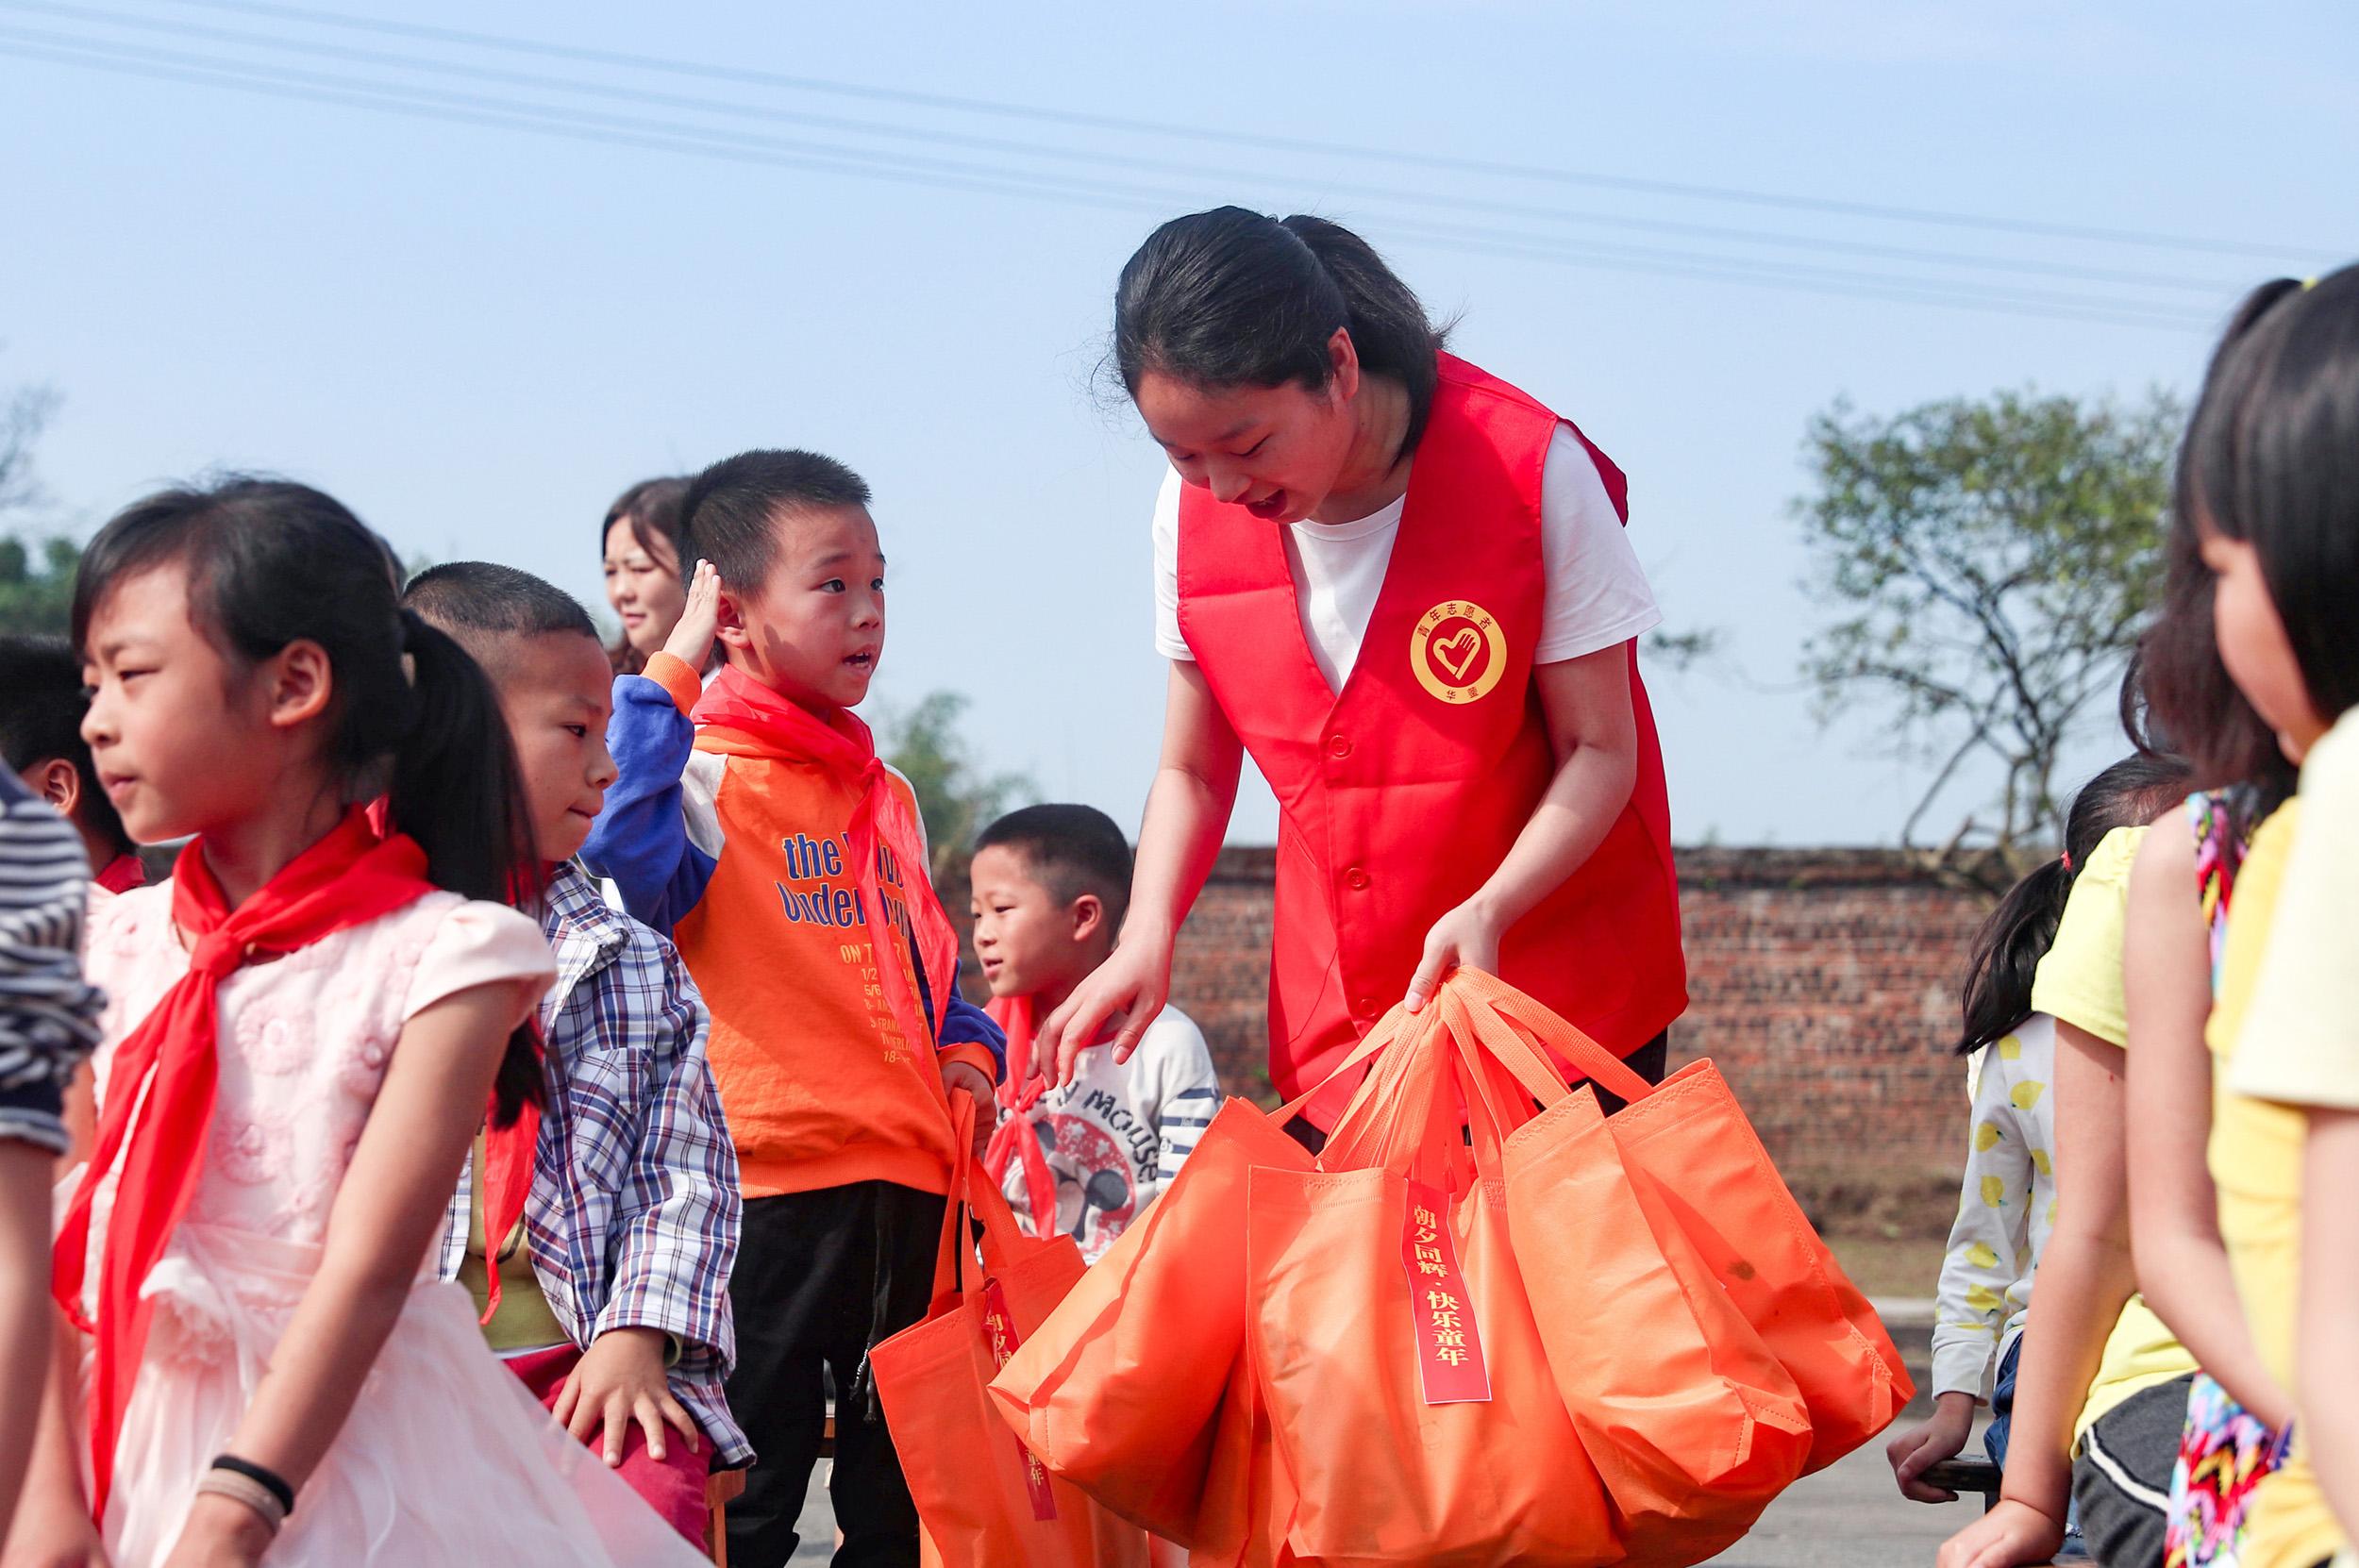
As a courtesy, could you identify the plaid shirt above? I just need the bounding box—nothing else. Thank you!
[436,862,750,1464]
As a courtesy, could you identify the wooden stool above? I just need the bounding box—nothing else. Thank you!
[706,1411,835,1564]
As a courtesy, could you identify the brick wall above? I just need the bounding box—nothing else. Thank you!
[1161,846,1991,1233]
[946,844,1990,1234]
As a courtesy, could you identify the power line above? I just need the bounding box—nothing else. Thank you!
[0,25,2220,332]
[138,0,2335,264]
[0,0,2251,298]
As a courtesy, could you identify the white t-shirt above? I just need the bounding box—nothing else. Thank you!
[996,1004,1221,1264]
[1151,425,1663,694]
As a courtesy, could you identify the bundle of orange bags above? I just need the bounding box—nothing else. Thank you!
[986,969,1912,1567]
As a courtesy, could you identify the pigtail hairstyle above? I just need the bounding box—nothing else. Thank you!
[1113,207,1447,456]
[2177,265,2359,724]
[1955,751,2193,1054]
[72,476,545,1125]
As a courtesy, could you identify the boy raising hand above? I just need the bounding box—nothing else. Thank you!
[586,451,1003,1568]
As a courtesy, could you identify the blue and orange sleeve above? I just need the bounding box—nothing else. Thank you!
[582,653,717,935]
[938,976,1006,1083]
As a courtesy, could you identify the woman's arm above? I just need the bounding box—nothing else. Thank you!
[2299,1109,2359,1535]
[1401,642,1639,1009]
[1046,660,1242,1083]
[163,977,539,1564]
[2122,826,2291,1426]
[1939,1022,2136,1568]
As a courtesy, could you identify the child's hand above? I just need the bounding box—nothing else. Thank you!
[1936,1498,2065,1568]
[0,1494,115,1568]
[1885,1391,1978,1502]
[1042,938,1173,1085]
[554,1326,700,1466]
[1403,898,1504,1013]
[661,559,723,674]
[941,1061,995,1159]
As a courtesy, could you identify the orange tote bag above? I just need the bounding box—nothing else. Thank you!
[870,1105,1150,1568]
[1436,984,1811,1564]
[1244,998,1622,1567]
[988,1020,1420,1546]
[1470,972,1913,1472]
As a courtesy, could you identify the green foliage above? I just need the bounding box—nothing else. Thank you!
[1797,387,2179,867]
[880,690,1036,887]
[0,532,79,638]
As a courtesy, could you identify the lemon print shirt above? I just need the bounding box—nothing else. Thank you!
[2205,799,2345,1568]
[1932,1014,2059,1398]
[2028,824,2200,1444]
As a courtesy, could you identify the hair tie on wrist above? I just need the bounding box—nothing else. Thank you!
[209,1453,295,1519]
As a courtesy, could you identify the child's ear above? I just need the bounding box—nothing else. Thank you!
[1069,892,1107,944]
[264,638,335,730]
[714,587,751,650]
[29,757,81,819]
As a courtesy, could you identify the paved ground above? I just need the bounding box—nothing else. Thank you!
[778,1437,1968,1565]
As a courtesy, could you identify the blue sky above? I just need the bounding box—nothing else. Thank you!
[2,0,2350,845]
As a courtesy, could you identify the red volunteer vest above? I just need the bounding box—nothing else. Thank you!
[1177,353,1687,1122]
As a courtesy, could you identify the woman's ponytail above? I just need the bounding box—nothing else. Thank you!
[1279,214,1445,449]
[1114,207,1446,456]
[385,609,545,1126]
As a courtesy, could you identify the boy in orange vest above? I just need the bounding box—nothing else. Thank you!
[583,449,1004,1568]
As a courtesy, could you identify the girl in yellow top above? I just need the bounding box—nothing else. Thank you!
[2182,265,2359,1568]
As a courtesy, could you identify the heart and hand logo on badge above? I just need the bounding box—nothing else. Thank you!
[1411,601,1507,704]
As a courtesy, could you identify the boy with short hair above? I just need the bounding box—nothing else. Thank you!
[582,449,1005,1568]
[970,804,1219,1263]
[0,636,143,895]
[402,561,746,1543]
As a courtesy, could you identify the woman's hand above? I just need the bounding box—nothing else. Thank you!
[554,1326,699,1467]
[0,1491,114,1568]
[1935,1498,2065,1568]
[661,560,722,674]
[1885,1391,1978,1502]
[157,1494,271,1568]
[1403,898,1503,1013]
[1042,935,1176,1085]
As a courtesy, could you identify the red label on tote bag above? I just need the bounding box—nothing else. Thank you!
[1399,1180,1491,1404]
[980,1278,1059,1521]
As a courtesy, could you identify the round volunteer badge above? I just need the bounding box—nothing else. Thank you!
[1410,600,1507,704]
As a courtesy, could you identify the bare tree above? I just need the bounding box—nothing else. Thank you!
[1797,388,2177,880]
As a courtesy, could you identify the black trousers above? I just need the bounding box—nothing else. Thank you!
[724,1180,947,1568]
[1286,1030,1672,1155]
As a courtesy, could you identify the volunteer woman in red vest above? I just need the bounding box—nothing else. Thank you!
[1045,207,1687,1141]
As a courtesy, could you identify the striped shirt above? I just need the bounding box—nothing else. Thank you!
[0,769,102,1153]
[435,861,749,1464]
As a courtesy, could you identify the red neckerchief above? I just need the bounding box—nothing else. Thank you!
[981,996,1058,1231]
[472,863,555,1327]
[93,853,146,895]
[53,809,435,1516]
[691,667,961,1076]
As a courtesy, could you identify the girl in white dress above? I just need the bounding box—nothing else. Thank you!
[3,478,705,1567]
